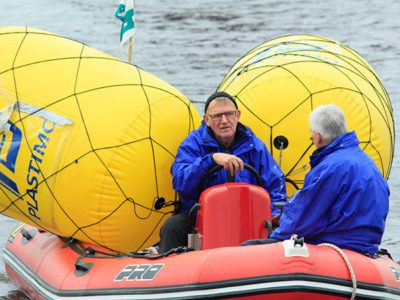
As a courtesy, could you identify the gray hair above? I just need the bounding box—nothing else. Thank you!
[309,104,347,142]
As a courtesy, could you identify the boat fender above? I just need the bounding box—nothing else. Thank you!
[283,235,309,257]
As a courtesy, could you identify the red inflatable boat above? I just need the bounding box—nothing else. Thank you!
[3,182,400,299]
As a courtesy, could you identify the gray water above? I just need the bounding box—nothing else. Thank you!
[0,0,399,297]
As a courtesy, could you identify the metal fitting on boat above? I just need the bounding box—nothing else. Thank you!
[188,233,202,250]
[20,228,37,244]
[283,235,309,257]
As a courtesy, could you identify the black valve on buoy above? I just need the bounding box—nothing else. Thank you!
[273,135,289,150]
[154,197,166,210]
[154,197,178,210]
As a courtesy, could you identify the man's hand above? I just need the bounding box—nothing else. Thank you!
[272,213,281,227]
[212,153,244,176]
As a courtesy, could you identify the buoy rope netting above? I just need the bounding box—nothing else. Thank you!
[217,36,394,191]
[0,27,198,252]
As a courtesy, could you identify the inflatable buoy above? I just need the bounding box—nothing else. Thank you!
[218,34,394,196]
[0,26,200,252]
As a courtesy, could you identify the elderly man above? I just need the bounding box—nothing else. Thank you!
[242,104,390,257]
[159,91,286,253]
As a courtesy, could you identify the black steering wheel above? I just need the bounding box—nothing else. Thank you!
[285,177,300,191]
[198,163,300,194]
[198,163,263,193]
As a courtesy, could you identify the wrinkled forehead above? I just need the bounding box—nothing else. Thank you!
[206,98,237,113]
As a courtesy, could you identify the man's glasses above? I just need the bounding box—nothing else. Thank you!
[207,110,238,121]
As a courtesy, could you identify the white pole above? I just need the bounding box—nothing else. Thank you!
[128,0,135,64]
[128,37,133,64]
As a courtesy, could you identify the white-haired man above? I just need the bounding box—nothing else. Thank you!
[242,104,390,257]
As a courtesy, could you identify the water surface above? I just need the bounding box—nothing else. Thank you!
[0,0,399,297]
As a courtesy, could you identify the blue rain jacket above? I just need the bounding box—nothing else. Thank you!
[271,131,389,256]
[172,122,286,215]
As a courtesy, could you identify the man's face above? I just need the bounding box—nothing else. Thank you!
[204,98,240,147]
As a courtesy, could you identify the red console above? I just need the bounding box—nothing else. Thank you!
[195,182,271,250]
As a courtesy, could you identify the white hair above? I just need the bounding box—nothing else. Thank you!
[309,104,347,142]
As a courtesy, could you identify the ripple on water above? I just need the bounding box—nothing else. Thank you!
[0,0,399,295]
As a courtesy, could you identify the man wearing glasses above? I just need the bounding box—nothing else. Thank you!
[159,91,286,253]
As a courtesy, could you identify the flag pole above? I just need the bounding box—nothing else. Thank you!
[128,0,135,64]
[128,38,133,64]
[115,0,135,64]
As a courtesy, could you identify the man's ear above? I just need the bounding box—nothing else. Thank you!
[237,109,241,120]
[315,132,324,147]
[203,114,210,126]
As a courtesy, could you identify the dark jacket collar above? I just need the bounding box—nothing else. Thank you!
[201,120,250,150]
[309,131,359,168]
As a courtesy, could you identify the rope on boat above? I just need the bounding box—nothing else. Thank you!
[318,243,357,300]
[68,237,193,260]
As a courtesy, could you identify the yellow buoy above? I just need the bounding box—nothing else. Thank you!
[0,26,200,252]
[218,34,394,196]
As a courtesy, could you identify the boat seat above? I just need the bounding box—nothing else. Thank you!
[194,182,271,250]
